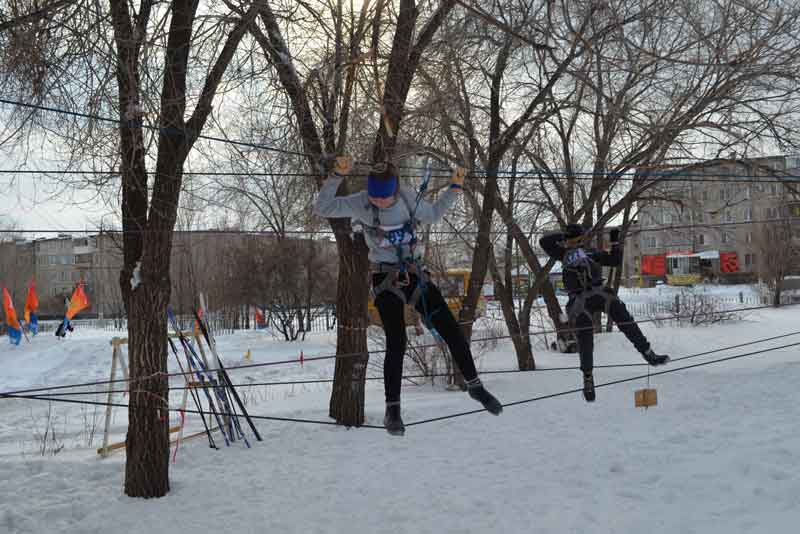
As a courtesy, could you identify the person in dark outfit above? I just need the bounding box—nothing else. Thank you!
[539,223,670,402]
[313,156,502,435]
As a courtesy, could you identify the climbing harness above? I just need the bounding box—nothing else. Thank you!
[364,159,443,339]
[562,245,618,326]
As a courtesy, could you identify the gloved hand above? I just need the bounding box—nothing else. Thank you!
[451,167,466,188]
[334,155,353,175]
[609,228,620,243]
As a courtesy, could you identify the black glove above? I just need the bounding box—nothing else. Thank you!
[609,228,620,243]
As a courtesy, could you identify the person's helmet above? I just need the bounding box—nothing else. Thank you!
[564,223,587,239]
[367,162,399,198]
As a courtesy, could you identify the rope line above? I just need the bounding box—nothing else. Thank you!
[2,216,797,236]
[405,340,800,426]
[19,328,800,398]
[3,335,798,432]
[3,167,799,183]
[0,98,450,174]
[0,392,385,429]
[0,304,794,399]
[3,99,799,183]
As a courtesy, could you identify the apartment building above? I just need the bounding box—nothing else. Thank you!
[622,156,800,287]
[0,231,327,317]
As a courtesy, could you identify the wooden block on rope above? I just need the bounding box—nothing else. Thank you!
[635,388,658,408]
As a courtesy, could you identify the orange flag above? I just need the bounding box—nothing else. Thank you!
[24,278,39,323]
[65,281,90,320]
[3,288,22,345]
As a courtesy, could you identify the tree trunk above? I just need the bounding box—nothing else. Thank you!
[124,281,171,498]
[329,232,370,425]
[488,247,535,370]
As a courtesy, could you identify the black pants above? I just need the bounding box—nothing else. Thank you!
[373,273,479,403]
[567,288,651,373]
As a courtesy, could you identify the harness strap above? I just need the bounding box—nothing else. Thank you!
[567,286,618,327]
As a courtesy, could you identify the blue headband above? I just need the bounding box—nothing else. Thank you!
[367,175,398,198]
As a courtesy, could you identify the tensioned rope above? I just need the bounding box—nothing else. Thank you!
[405,340,800,426]
[0,98,449,174]
[0,301,794,399]
[4,168,798,184]
[2,337,798,430]
[19,329,800,399]
[1,216,795,236]
[3,98,799,187]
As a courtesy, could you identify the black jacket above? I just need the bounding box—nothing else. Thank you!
[539,232,621,294]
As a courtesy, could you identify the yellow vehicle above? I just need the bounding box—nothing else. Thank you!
[666,274,703,286]
[367,268,487,329]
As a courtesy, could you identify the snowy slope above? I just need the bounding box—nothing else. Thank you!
[1,307,799,533]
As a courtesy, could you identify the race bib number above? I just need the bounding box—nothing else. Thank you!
[377,225,414,248]
[564,248,589,267]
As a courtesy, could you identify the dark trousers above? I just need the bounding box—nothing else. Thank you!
[373,273,479,403]
[568,288,651,373]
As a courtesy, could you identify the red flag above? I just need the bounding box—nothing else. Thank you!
[65,281,90,320]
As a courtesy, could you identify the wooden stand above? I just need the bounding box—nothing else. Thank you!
[99,334,192,457]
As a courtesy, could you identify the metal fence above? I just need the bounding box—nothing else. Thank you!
[29,307,338,337]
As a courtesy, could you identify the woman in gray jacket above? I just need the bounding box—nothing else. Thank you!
[314,156,502,435]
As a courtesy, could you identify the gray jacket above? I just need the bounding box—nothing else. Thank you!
[313,174,459,264]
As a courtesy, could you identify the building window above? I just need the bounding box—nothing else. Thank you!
[765,207,778,219]
[743,207,752,221]
[721,232,732,244]
[770,183,778,195]
[697,234,705,245]
[746,232,752,244]
[702,190,709,201]
[644,236,657,248]
[745,254,757,268]
[725,210,735,223]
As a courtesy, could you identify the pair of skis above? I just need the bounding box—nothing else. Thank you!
[167,301,261,450]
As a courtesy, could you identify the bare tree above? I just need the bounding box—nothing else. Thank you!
[1,0,268,497]
[248,0,461,425]
[754,198,800,306]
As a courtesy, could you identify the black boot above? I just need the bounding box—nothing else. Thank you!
[466,379,503,415]
[642,348,670,366]
[383,402,405,436]
[583,372,596,402]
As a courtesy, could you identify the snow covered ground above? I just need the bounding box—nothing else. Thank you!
[1,300,799,533]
